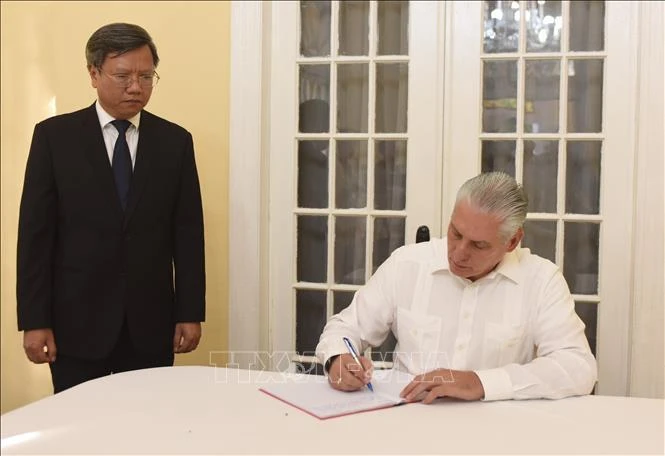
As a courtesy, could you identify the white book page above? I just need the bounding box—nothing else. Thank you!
[259,369,415,419]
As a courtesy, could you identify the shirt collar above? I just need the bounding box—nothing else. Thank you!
[430,239,449,273]
[95,100,141,130]
[485,249,522,283]
[429,237,522,284]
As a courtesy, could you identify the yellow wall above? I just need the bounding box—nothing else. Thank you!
[0,1,230,413]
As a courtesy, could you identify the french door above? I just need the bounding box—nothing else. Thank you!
[268,1,441,371]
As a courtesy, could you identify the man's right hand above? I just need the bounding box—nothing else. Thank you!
[23,329,57,364]
[326,353,373,392]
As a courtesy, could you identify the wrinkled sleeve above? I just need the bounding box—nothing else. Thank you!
[315,253,398,370]
[173,131,206,323]
[17,122,57,331]
[475,270,598,400]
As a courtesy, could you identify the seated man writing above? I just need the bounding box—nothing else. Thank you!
[316,172,597,403]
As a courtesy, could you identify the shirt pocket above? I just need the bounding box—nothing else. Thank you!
[395,307,442,372]
[483,322,526,367]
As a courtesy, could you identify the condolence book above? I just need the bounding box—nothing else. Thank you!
[259,369,415,420]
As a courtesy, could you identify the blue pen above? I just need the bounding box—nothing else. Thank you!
[342,337,374,392]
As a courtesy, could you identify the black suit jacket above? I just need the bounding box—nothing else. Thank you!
[17,103,206,359]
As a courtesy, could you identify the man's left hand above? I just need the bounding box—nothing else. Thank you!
[400,369,485,404]
[173,322,202,353]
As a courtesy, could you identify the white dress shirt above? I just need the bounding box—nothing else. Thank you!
[316,237,598,401]
[95,100,140,169]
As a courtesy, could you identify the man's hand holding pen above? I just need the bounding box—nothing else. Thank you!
[327,353,374,392]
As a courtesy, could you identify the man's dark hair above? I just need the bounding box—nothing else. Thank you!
[86,23,159,69]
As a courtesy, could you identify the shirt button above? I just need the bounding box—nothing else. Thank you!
[456,344,466,351]
[464,312,471,319]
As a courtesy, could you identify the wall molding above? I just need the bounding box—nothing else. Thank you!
[228,1,265,360]
[629,1,664,399]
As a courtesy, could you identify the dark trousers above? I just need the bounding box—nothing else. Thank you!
[49,319,174,393]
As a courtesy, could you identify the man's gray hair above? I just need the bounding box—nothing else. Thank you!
[455,172,528,241]
[86,23,159,69]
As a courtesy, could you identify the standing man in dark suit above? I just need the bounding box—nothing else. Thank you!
[17,23,206,393]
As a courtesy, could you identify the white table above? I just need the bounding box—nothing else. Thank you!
[1,366,663,454]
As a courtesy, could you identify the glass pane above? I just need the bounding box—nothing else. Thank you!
[333,290,355,315]
[300,1,331,57]
[337,64,369,133]
[570,1,605,52]
[567,59,603,133]
[299,65,330,132]
[297,216,328,283]
[525,60,560,133]
[376,63,408,133]
[564,222,599,295]
[372,332,398,364]
[339,0,369,56]
[481,140,516,177]
[566,141,601,214]
[522,220,557,263]
[575,302,598,356]
[483,60,518,133]
[373,217,405,273]
[334,216,366,285]
[523,140,558,213]
[296,289,327,354]
[298,140,329,208]
[378,1,408,55]
[374,140,407,210]
[483,0,519,53]
[336,140,368,209]
[526,1,562,52]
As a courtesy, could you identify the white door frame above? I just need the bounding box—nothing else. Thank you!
[628,0,664,399]
[596,0,640,396]
[228,1,268,360]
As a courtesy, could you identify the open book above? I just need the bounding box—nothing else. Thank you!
[259,369,415,420]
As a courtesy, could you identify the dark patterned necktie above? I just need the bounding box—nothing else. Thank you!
[111,120,132,210]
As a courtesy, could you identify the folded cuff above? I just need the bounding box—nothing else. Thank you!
[474,367,514,401]
[316,338,350,372]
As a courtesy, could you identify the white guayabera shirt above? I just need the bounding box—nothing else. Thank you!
[316,237,598,401]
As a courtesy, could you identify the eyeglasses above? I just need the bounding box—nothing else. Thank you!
[98,68,160,88]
